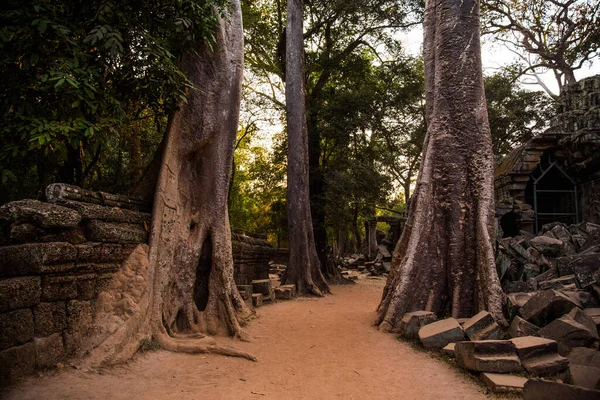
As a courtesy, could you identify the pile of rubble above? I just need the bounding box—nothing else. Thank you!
[336,245,393,279]
[496,221,600,298]
[236,265,297,308]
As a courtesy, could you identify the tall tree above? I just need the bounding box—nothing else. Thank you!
[377,0,505,331]
[284,0,330,296]
[86,0,255,364]
[482,0,600,96]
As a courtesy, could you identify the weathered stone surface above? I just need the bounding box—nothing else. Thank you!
[42,275,79,301]
[33,301,67,337]
[567,347,600,368]
[462,311,503,341]
[0,342,35,385]
[563,290,599,309]
[0,277,41,312]
[251,279,272,296]
[510,316,540,338]
[523,378,600,400]
[0,242,77,278]
[83,220,148,244]
[569,308,599,341]
[510,336,568,376]
[0,308,34,350]
[0,199,81,228]
[506,292,534,319]
[520,290,582,326]
[540,275,578,290]
[8,223,38,243]
[274,287,293,300]
[56,200,151,224]
[64,300,95,355]
[280,284,297,297]
[398,311,437,339]
[481,373,527,393]
[530,236,564,257]
[557,253,600,288]
[539,315,598,355]
[567,365,600,389]
[418,318,466,349]
[442,343,455,358]
[455,340,522,373]
[34,333,64,369]
[252,293,263,307]
[76,243,137,263]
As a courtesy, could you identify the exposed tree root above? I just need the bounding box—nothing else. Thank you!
[154,332,257,361]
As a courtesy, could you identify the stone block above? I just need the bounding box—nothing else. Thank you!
[506,292,534,319]
[520,289,581,327]
[280,284,297,297]
[530,236,563,257]
[539,275,578,291]
[567,365,600,389]
[0,199,81,228]
[418,318,466,349]
[42,275,78,301]
[84,220,148,244]
[76,242,137,263]
[568,308,599,340]
[274,287,293,300]
[34,332,65,369]
[442,343,455,358]
[481,373,527,393]
[236,285,253,296]
[509,316,540,338]
[56,200,151,224]
[251,279,272,296]
[557,253,600,288]
[0,309,34,350]
[0,242,77,278]
[455,340,522,373]
[63,300,95,355]
[252,293,263,307]
[0,342,36,385]
[77,277,97,300]
[34,302,67,337]
[539,315,597,355]
[462,311,503,341]
[523,378,600,400]
[0,276,41,312]
[398,311,437,339]
[511,336,568,376]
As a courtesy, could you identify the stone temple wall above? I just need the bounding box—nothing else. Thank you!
[0,184,287,385]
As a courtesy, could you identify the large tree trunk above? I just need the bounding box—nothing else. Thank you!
[284,0,330,296]
[376,0,505,332]
[84,0,256,365]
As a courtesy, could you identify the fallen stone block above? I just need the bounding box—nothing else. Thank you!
[566,364,600,389]
[398,311,437,339]
[510,336,568,377]
[530,236,563,257]
[539,315,597,355]
[442,343,455,358]
[583,309,600,335]
[418,318,466,349]
[481,373,527,393]
[557,253,600,288]
[509,316,540,338]
[280,284,297,297]
[0,199,81,228]
[523,378,600,400]
[455,340,522,373]
[567,347,600,369]
[506,292,534,319]
[251,279,272,296]
[520,289,581,327]
[568,308,599,340]
[462,311,503,341]
[251,293,263,307]
[275,287,293,300]
[539,275,578,291]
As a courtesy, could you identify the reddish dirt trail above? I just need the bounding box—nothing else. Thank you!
[5,279,488,400]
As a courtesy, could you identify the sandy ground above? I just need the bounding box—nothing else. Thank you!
[4,279,490,400]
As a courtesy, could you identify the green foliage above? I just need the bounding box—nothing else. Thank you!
[484,71,557,157]
[0,0,224,202]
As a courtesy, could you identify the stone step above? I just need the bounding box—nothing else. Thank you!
[418,318,466,349]
[510,336,568,377]
[251,279,272,296]
[462,311,503,341]
[455,340,523,373]
[481,373,527,393]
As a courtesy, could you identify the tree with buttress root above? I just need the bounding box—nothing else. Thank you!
[376,0,506,332]
[85,0,258,364]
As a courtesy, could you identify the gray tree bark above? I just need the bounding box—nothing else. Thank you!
[376,0,505,332]
[283,0,330,296]
[84,0,256,364]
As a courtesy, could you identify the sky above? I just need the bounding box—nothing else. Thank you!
[401,26,600,96]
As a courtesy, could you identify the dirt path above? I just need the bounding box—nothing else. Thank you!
[5,279,489,400]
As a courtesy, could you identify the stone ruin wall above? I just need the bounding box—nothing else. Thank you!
[0,184,286,385]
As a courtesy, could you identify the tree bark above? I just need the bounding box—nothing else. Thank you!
[84,0,256,364]
[284,0,330,296]
[376,0,505,332]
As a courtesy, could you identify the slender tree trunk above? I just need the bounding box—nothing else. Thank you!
[377,0,505,332]
[83,0,255,365]
[284,0,330,296]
